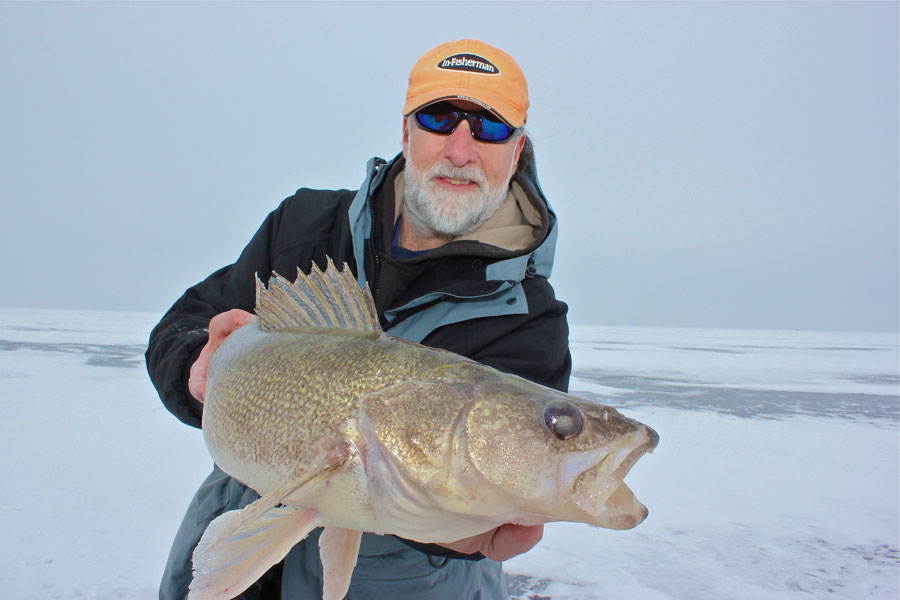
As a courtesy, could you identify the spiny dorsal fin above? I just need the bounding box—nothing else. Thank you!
[255,257,381,333]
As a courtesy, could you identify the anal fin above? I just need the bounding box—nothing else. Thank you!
[319,527,363,600]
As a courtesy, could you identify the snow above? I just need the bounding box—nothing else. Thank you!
[0,309,897,599]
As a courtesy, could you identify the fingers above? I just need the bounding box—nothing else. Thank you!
[188,309,256,403]
[188,357,208,403]
[438,523,544,562]
[485,524,544,562]
[209,309,256,343]
[438,533,482,556]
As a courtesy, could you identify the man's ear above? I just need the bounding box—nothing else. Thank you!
[513,133,526,167]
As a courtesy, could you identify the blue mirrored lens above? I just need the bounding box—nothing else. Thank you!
[416,110,457,133]
[473,115,514,141]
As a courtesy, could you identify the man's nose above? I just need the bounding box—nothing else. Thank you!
[444,120,479,167]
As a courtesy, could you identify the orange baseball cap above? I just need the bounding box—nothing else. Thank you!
[403,39,529,128]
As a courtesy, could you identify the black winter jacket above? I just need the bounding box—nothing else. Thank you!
[146,153,571,430]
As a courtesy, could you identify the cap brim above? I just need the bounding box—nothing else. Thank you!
[403,88,525,128]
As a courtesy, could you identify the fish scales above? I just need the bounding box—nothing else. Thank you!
[189,259,658,600]
[204,325,472,492]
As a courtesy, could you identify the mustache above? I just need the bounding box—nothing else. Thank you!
[426,163,486,186]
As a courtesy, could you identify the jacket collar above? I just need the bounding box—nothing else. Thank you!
[348,151,559,288]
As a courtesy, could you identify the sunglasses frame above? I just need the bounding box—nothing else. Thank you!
[413,102,518,144]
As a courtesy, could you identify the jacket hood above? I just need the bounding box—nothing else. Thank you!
[349,141,559,288]
[346,140,561,342]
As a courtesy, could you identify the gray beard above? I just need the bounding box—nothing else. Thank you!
[402,160,513,239]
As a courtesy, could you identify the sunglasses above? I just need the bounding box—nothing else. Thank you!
[414,102,517,143]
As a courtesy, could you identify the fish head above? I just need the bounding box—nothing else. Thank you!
[464,379,659,530]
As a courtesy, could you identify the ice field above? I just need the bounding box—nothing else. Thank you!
[0,309,896,599]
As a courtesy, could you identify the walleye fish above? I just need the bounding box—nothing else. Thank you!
[190,258,658,600]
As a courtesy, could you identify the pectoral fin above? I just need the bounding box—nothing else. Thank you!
[189,442,356,599]
[189,503,323,599]
[319,527,363,600]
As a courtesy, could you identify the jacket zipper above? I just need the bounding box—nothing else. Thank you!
[367,162,384,306]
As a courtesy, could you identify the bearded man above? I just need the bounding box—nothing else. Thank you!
[146,39,571,600]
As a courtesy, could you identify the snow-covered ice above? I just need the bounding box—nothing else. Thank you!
[0,308,897,599]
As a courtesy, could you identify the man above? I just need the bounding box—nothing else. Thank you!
[146,39,571,599]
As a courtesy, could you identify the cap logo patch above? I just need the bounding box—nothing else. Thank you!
[437,53,500,75]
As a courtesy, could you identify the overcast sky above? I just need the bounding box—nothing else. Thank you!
[2,2,897,332]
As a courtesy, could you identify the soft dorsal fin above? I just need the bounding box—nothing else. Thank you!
[255,257,381,333]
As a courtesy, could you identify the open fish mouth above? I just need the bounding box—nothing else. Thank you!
[571,425,659,530]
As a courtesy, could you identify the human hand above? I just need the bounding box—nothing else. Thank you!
[439,524,544,562]
[188,309,256,403]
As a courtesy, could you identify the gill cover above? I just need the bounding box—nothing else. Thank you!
[464,384,575,507]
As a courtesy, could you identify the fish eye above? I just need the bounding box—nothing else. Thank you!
[544,401,584,440]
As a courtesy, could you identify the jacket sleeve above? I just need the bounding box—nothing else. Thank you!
[144,204,284,428]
